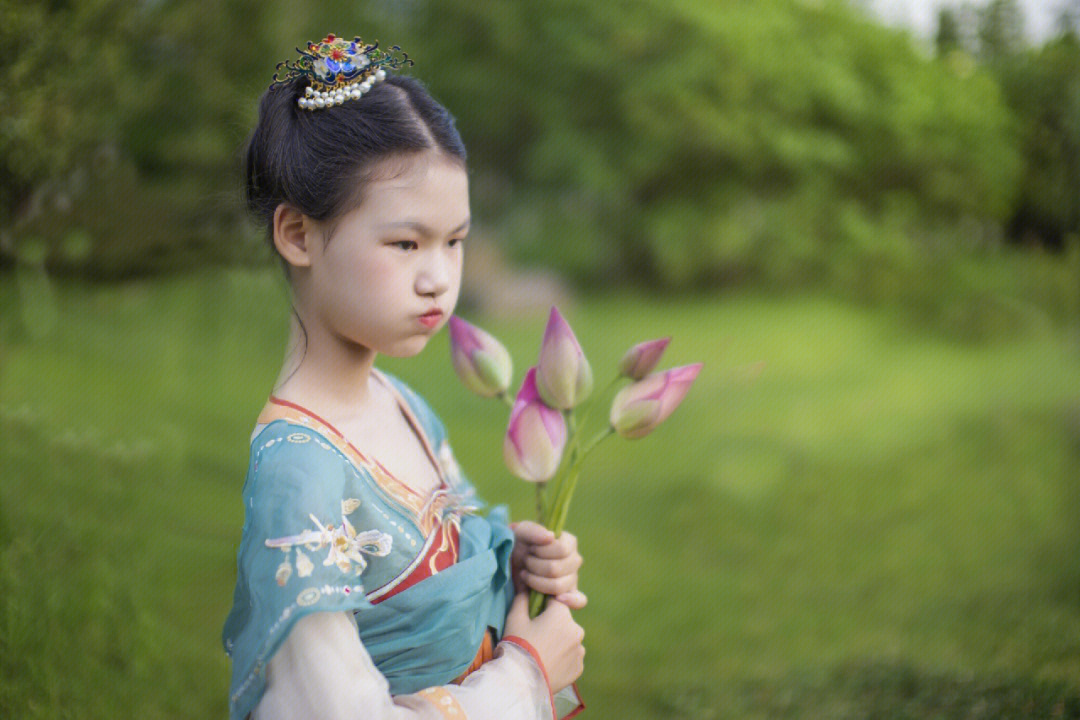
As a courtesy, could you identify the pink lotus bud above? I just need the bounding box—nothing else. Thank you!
[448,316,513,398]
[609,363,703,439]
[504,368,567,481]
[618,337,671,380]
[536,307,593,410]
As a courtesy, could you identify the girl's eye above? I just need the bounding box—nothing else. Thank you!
[391,240,418,251]
[448,237,464,248]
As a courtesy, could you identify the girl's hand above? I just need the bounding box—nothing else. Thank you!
[503,593,585,693]
[510,521,586,609]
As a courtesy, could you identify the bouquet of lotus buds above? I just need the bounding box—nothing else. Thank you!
[449,308,702,617]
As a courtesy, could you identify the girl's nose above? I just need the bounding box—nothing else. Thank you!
[415,251,451,297]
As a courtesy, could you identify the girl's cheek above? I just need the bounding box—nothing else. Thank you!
[366,254,400,277]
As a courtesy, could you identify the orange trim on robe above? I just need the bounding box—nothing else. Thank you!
[451,630,496,685]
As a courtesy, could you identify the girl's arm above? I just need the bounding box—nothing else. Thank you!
[254,610,563,720]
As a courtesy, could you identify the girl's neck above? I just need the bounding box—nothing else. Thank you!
[272,310,379,415]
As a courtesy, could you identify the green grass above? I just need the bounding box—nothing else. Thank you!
[2,267,1079,718]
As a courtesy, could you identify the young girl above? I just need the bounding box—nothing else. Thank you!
[222,35,587,720]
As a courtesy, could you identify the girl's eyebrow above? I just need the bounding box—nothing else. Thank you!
[378,218,471,237]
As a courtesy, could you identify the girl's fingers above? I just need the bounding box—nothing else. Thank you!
[554,590,588,609]
[520,570,577,597]
[524,553,582,578]
[511,521,556,545]
[527,531,578,559]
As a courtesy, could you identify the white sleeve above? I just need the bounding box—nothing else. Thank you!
[252,611,559,720]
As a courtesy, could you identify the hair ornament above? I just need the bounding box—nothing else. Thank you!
[271,34,413,111]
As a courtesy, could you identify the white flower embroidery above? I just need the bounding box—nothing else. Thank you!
[265,513,393,577]
[295,549,314,577]
[275,561,292,586]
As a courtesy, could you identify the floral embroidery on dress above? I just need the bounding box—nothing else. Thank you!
[265,498,393,584]
[295,549,314,577]
[274,561,292,586]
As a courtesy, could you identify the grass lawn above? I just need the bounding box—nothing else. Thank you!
[2,267,1079,718]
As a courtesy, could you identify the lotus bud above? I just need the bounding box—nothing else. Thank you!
[610,363,703,439]
[504,368,567,481]
[536,307,593,410]
[618,337,671,380]
[448,316,513,398]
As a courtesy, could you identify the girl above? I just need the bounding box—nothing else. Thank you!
[222,35,587,720]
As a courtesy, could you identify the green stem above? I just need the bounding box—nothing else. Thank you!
[530,427,616,617]
[574,376,621,447]
[529,583,548,617]
[535,481,546,520]
[566,410,578,463]
[545,426,614,534]
[498,390,514,408]
[581,425,615,458]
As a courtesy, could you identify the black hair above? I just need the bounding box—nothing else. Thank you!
[243,72,467,385]
[244,73,467,239]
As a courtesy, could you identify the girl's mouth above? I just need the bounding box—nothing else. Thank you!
[419,310,443,328]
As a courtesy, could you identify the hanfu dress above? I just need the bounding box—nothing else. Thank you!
[223,369,583,720]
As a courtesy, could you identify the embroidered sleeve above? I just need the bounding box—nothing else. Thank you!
[224,430,389,719]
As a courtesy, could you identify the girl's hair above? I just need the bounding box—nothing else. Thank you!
[244,74,467,242]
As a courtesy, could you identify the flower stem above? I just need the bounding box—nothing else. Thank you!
[566,410,577,457]
[575,376,621,445]
[580,426,615,459]
[535,481,546,519]
[529,425,615,617]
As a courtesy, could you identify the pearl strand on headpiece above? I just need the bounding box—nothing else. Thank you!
[297,68,387,110]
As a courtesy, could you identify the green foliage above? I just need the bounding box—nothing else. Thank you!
[0,0,135,242]
[0,0,279,277]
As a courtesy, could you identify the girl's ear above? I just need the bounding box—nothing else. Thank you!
[272,204,316,268]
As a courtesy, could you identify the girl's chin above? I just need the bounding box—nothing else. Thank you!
[380,336,432,358]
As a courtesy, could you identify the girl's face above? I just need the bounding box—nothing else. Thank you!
[305,152,469,358]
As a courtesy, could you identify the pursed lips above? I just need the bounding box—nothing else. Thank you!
[418,308,444,327]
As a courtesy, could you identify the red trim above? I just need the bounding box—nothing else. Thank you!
[501,636,557,720]
[371,521,460,604]
[268,395,348,440]
[268,394,436,499]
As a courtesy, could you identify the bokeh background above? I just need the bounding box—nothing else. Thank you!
[3,0,1080,717]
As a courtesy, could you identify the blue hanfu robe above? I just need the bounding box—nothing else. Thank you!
[222,370,516,720]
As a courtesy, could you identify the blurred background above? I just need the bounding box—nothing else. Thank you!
[2,0,1079,717]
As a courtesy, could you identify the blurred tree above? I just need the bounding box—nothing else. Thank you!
[1054,1,1080,36]
[977,0,1026,60]
[993,33,1080,249]
[936,7,963,56]
[394,0,1020,290]
[1,0,282,277]
[0,0,137,268]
